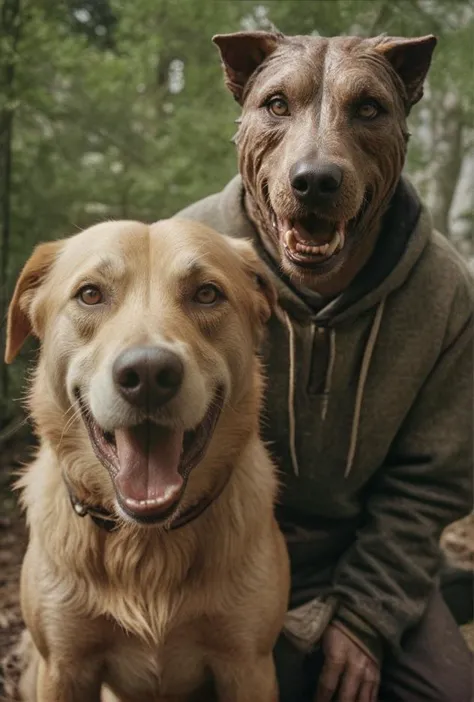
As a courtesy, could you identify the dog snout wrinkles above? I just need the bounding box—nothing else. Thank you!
[113,346,184,409]
[290,160,343,206]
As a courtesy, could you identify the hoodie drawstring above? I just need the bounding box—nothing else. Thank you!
[283,299,386,479]
[345,298,386,477]
[321,327,336,422]
[283,309,300,476]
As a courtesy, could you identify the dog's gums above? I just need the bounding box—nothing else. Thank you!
[281,218,346,266]
[78,388,225,524]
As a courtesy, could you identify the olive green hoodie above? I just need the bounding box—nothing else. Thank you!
[175,175,473,662]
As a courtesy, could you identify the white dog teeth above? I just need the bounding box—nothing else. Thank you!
[284,229,297,249]
[288,228,342,258]
[337,228,345,251]
[125,495,173,507]
[296,242,328,255]
[325,231,340,256]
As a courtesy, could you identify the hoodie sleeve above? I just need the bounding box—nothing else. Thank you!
[330,280,473,655]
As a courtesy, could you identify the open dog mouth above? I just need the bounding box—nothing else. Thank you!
[276,213,346,268]
[77,389,224,524]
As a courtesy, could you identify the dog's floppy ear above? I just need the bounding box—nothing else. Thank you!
[213,31,283,104]
[5,240,62,363]
[231,238,277,326]
[375,35,437,109]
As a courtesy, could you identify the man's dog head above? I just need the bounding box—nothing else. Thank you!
[214,31,436,295]
[5,220,275,526]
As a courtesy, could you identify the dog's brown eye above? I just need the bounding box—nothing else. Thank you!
[194,284,221,306]
[356,100,381,120]
[78,285,103,306]
[267,97,290,117]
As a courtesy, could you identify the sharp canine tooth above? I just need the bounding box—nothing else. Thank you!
[285,229,297,249]
[335,229,345,252]
[327,232,340,256]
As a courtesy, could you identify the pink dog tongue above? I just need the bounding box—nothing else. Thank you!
[114,423,184,505]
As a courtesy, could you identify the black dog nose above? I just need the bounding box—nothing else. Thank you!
[290,161,343,205]
[113,346,184,409]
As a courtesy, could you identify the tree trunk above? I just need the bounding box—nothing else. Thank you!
[426,93,465,237]
[0,0,21,417]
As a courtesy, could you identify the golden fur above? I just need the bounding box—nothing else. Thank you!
[6,219,289,702]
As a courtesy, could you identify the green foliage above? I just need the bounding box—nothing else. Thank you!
[1,0,473,422]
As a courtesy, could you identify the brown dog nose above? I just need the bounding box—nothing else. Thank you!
[113,346,184,409]
[290,161,343,205]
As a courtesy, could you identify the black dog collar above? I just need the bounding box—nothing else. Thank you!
[64,467,232,533]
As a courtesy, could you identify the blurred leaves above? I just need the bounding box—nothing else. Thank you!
[0,0,473,422]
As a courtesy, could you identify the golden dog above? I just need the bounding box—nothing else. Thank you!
[5,219,289,702]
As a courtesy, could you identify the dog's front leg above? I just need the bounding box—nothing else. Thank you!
[212,653,278,702]
[37,656,102,702]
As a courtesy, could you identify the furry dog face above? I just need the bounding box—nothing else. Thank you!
[6,219,275,526]
[214,31,436,295]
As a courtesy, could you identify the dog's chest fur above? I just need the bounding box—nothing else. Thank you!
[104,622,209,698]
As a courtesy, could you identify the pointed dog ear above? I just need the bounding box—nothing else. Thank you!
[213,31,283,104]
[5,240,62,363]
[375,35,437,108]
[230,238,277,327]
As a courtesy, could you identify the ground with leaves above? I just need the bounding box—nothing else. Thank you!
[0,440,28,701]
[0,512,26,702]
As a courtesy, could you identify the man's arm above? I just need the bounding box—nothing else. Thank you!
[331,285,473,657]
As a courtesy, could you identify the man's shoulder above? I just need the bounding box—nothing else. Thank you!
[174,191,225,231]
[416,229,474,339]
[422,230,474,302]
[428,230,474,284]
[173,175,244,239]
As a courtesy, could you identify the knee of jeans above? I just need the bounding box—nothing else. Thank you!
[432,667,473,702]
[274,635,306,702]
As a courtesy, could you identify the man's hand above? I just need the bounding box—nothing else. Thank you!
[315,623,380,702]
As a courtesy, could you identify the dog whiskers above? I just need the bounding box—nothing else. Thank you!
[58,404,83,449]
